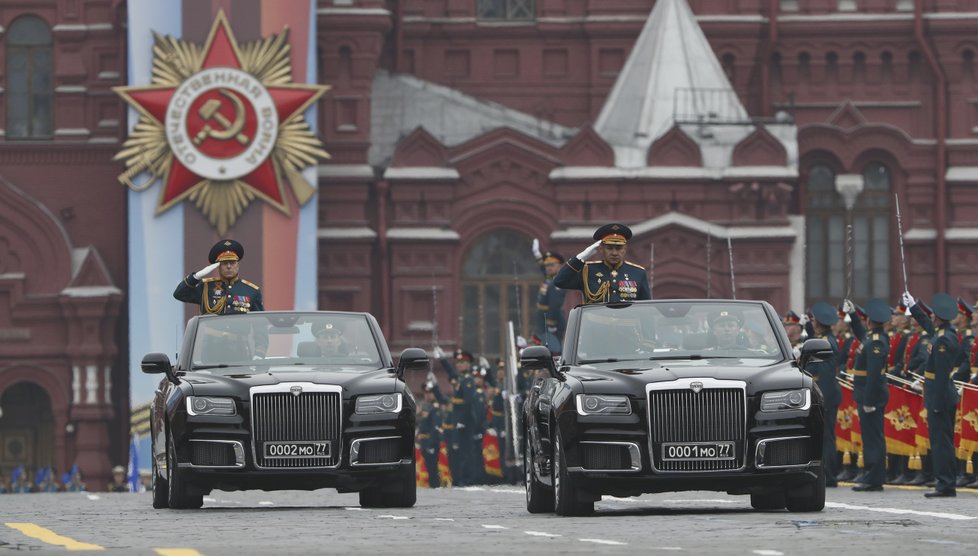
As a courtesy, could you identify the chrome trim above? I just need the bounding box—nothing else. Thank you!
[646,378,748,473]
[575,394,632,416]
[755,435,815,469]
[350,436,404,467]
[187,439,245,469]
[574,441,642,472]
[249,383,343,470]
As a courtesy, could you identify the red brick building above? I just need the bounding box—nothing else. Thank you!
[3,0,978,487]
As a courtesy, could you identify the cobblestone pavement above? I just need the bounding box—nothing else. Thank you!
[2,483,977,555]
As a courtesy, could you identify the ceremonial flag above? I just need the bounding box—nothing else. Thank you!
[836,380,859,452]
[915,399,930,453]
[127,433,140,493]
[483,429,503,478]
[884,383,920,455]
[438,441,452,487]
[415,446,429,487]
[959,386,978,459]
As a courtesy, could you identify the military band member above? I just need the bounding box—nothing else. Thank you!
[174,239,264,315]
[554,223,651,304]
[905,291,961,498]
[804,302,843,487]
[848,298,890,492]
[783,310,806,356]
[531,239,567,354]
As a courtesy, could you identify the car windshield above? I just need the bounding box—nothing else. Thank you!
[575,302,785,365]
[191,313,383,370]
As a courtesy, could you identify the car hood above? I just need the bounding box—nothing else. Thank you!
[182,366,400,398]
[568,359,805,396]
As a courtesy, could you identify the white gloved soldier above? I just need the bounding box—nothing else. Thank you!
[193,262,219,280]
[902,290,916,309]
[575,239,602,262]
[531,238,542,261]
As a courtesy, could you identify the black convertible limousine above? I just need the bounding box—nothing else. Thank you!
[141,311,428,509]
[520,300,834,515]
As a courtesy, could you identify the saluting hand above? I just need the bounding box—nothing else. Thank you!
[532,238,542,260]
[193,262,219,280]
[576,240,602,262]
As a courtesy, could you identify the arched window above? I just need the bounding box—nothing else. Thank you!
[855,162,891,300]
[460,230,539,358]
[805,164,844,301]
[6,15,53,139]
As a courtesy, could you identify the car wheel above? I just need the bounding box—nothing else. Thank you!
[785,468,826,512]
[525,430,554,513]
[166,433,203,509]
[360,464,417,508]
[750,488,786,510]
[552,424,594,516]
[151,443,169,509]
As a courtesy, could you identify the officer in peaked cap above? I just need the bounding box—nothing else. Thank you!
[174,239,266,356]
[849,298,891,492]
[531,238,568,355]
[952,297,976,385]
[554,223,651,304]
[805,302,843,486]
[905,291,961,497]
[782,310,805,348]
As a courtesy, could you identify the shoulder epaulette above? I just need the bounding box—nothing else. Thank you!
[202,277,219,283]
[241,279,260,289]
[624,261,646,270]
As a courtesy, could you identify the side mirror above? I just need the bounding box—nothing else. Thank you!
[396,347,429,379]
[797,338,833,371]
[520,345,560,379]
[142,352,179,385]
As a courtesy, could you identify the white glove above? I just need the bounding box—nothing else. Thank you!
[193,262,219,280]
[798,313,810,327]
[576,240,602,261]
[252,355,263,361]
[478,356,490,370]
[862,405,876,413]
[842,299,855,314]
[902,290,916,309]
[532,238,542,259]
[432,345,445,359]
[911,379,923,393]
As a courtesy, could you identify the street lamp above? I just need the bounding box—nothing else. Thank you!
[835,174,865,302]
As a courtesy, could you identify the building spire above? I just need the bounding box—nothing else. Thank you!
[594,0,748,167]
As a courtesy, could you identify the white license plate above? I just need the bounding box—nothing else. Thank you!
[662,441,735,461]
[264,441,330,458]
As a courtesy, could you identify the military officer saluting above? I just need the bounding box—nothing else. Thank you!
[531,238,567,354]
[848,298,891,492]
[554,223,651,304]
[174,239,264,316]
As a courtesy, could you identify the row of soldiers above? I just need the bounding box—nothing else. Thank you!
[784,290,977,497]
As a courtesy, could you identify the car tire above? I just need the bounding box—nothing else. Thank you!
[359,464,417,508]
[166,433,203,510]
[151,444,169,509]
[525,430,554,513]
[785,469,826,512]
[552,424,594,516]
[750,488,786,510]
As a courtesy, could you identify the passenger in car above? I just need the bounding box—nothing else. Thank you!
[313,322,348,356]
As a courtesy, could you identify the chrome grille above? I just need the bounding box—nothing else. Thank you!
[191,441,234,467]
[648,383,746,472]
[582,444,630,470]
[758,436,812,468]
[358,438,400,464]
[252,388,341,468]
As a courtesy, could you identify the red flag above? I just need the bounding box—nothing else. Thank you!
[847,339,861,371]
[914,397,930,453]
[959,386,978,459]
[415,446,429,487]
[884,383,920,456]
[482,429,503,478]
[438,441,453,487]
[837,381,859,452]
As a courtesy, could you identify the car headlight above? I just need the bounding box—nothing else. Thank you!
[356,393,402,415]
[576,394,631,416]
[186,396,237,416]
[760,389,811,412]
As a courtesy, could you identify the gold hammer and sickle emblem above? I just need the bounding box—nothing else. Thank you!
[193,88,249,146]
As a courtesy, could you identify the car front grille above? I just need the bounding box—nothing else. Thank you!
[252,388,341,468]
[648,384,746,472]
[356,438,401,465]
[758,436,812,468]
[582,443,633,471]
[190,441,236,467]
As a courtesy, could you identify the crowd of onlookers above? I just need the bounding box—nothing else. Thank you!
[0,464,151,493]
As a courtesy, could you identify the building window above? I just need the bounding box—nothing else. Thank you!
[805,162,891,306]
[5,15,53,139]
[460,229,539,359]
[477,0,535,20]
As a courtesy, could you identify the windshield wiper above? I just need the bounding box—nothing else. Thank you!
[647,355,740,361]
[579,357,649,364]
[191,363,243,370]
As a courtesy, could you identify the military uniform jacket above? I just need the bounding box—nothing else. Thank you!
[910,305,961,412]
[953,328,975,382]
[417,401,443,452]
[852,326,889,408]
[535,275,566,352]
[808,332,842,407]
[554,257,651,304]
[174,274,264,315]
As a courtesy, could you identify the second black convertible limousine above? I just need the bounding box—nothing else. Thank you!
[520,300,835,515]
[142,311,428,509]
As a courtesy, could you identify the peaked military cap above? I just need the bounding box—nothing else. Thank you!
[957,296,974,317]
[709,309,743,326]
[810,302,839,326]
[593,223,632,245]
[313,322,342,337]
[782,310,801,325]
[208,239,244,264]
[864,298,891,324]
[542,251,565,264]
[454,348,473,363]
[931,293,958,321]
